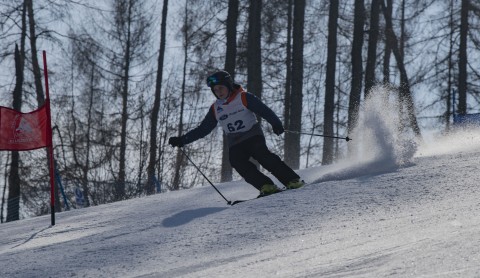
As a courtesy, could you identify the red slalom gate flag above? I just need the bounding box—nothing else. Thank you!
[0,104,51,151]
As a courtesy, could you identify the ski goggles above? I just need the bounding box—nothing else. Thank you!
[207,76,220,87]
[207,73,231,87]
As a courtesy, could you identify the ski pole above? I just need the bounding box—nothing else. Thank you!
[285,129,351,142]
[179,147,233,205]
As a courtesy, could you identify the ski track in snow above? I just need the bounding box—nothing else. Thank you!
[1,88,480,277]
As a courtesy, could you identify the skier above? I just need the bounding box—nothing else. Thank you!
[168,70,304,196]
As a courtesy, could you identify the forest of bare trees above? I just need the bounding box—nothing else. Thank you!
[1,0,480,221]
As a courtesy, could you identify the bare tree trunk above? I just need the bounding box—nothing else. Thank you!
[137,95,146,194]
[7,2,26,222]
[147,0,168,194]
[220,0,239,183]
[2,154,10,223]
[172,3,189,190]
[246,0,263,170]
[117,0,135,201]
[382,0,392,84]
[364,0,380,97]
[347,0,365,136]
[381,0,421,137]
[26,0,62,211]
[247,0,263,101]
[322,0,339,165]
[284,0,305,169]
[7,44,25,222]
[80,64,96,207]
[446,0,455,131]
[458,0,468,114]
[26,0,45,106]
[172,67,186,191]
[283,0,293,138]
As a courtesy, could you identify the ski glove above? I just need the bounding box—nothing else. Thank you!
[273,125,285,136]
[168,136,184,147]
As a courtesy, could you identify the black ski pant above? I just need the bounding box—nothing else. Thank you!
[229,135,300,190]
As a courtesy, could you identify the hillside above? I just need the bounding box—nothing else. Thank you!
[2,89,480,277]
[1,129,480,277]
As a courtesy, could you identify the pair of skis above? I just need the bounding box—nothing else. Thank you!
[228,187,293,206]
[181,147,304,206]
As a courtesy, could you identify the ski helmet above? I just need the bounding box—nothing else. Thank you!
[206,71,234,93]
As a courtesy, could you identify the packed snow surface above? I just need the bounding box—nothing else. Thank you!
[1,89,480,277]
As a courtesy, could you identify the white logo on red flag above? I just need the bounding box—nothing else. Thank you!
[0,104,50,151]
[11,113,42,144]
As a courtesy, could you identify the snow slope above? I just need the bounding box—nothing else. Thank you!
[1,90,480,277]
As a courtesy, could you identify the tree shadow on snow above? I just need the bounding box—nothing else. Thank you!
[162,207,227,228]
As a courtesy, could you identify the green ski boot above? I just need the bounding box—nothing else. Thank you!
[286,179,304,190]
[259,184,281,197]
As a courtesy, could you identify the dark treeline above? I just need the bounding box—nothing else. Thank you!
[0,0,479,221]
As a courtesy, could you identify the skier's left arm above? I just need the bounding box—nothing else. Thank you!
[244,93,284,135]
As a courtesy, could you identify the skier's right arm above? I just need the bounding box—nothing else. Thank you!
[180,106,218,145]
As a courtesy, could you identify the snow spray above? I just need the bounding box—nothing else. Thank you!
[416,127,480,157]
[350,85,417,166]
[311,85,417,183]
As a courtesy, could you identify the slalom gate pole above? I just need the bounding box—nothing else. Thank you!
[43,51,56,226]
[285,130,351,142]
[179,147,232,205]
